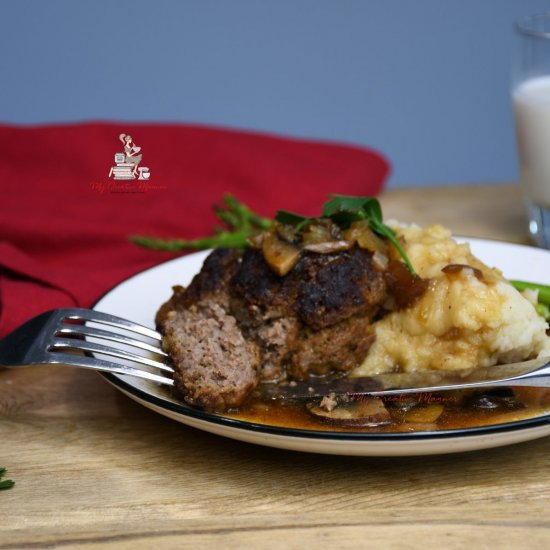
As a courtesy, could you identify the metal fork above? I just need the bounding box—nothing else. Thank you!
[0,308,174,385]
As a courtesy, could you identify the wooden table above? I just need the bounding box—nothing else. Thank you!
[3,183,550,549]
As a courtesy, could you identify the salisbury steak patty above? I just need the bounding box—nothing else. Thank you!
[156,246,390,411]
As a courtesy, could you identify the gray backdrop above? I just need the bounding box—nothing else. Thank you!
[1,0,549,188]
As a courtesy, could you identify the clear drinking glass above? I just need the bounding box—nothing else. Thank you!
[513,14,550,248]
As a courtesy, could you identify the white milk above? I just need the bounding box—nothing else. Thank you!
[514,76,550,208]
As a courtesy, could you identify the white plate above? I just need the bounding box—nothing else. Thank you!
[93,238,550,456]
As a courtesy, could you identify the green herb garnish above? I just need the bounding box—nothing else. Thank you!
[0,467,14,490]
[130,194,272,251]
[276,195,416,275]
[132,194,416,275]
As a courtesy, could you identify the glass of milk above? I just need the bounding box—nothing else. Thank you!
[514,14,550,248]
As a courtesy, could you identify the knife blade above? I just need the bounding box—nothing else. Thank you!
[259,356,550,400]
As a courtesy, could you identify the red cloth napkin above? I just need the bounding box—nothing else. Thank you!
[0,122,389,337]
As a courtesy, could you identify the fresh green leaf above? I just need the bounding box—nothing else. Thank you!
[0,480,15,490]
[274,210,311,228]
[0,467,14,490]
[322,195,381,222]
[327,210,365,229]
[321,195,416,275]
[322,195,371,217]
[361,198,383,224]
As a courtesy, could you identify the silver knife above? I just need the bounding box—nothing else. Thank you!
[259,356,550,400]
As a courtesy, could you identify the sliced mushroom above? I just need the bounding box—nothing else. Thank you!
[303,240,351,254]
[463,389,525,411]
[307,396,392,427]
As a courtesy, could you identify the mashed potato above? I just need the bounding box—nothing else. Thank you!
[353,223,550,376]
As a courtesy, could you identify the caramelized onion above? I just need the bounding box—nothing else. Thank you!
[275,223,298,244]
[384,260,429,309]
[344,221,388,254]
[261,219,396,276]
[372,251,389,270]
[301,222,334,245]
[262,230,301,276]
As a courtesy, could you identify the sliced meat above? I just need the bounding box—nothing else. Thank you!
[160,300,260,411]
[253,317,300,381]
[285,314,377,379]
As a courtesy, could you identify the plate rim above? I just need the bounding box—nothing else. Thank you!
[99,370,550,442]
[93,237,550,448]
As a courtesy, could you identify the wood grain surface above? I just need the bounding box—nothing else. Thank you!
[380,182,527,244]
[2,183,549,550]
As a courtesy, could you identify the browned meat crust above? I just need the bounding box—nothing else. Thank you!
[230,247,386,330]
[157,247,390,411]
[175,248,242,309]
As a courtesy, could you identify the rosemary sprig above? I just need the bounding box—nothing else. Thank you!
[130,194,272,251]
[131,231,255,251]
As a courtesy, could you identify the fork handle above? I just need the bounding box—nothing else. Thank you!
[0,311,56,366]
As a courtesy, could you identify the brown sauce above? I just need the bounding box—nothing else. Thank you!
[226,386,550,433]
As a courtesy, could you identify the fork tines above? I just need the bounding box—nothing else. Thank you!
[47,308,174,384]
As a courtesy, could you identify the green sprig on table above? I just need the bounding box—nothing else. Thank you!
[0,467,14,490]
